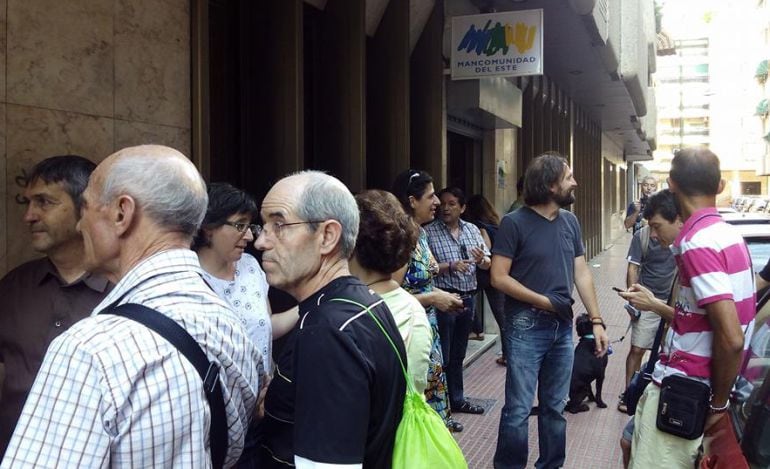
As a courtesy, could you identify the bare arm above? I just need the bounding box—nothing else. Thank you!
[479,228,492,249]
[412,289,463,312]
[619,284,675,321]
[490,254,553,311]
[391,264,462,311]
[627,263,640,289]
[574,255,609,356]
[271,305,299,339]
[624,202,640,230]
[705,299,745,408]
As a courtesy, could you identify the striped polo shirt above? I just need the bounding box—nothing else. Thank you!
[652,207,756,385]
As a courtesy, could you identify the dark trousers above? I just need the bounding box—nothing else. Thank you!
[484,286,508,356]
[437,293,475,407]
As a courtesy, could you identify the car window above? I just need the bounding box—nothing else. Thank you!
[734,298,770,435]
[745,239,770,274]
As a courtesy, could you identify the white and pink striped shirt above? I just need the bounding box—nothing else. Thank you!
[653,208,756,385]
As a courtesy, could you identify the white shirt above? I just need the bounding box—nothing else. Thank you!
[202,254,272,372]
[1,249,261,468]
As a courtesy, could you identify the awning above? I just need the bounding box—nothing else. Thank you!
[756,98,769,117]
[756,59,768,83]
[656,31,676,56]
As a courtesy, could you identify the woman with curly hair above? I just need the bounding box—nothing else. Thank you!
[391,169,465,432]
[350,190,432,393]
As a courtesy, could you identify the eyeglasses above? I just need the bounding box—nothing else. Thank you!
[256,220,327,240]
[223,221,259,236]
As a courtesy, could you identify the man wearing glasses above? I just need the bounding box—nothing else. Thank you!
[253,170,406,469]
[624,176,657,233]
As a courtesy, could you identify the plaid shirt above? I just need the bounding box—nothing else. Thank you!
[1,249,262,469]
[425,219,489,292]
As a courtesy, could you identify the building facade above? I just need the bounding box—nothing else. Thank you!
[0,0,656,275]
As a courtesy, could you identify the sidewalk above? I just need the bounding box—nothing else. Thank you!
[455,231,636,468]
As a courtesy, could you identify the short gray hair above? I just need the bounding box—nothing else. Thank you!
[294,170,359,259]
[100,147,208,236]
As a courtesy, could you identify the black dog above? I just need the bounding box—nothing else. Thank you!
[565,314,608,413]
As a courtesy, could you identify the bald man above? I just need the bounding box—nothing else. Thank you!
[1,146,262,468]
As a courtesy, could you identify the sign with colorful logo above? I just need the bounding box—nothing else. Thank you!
[451,9,543,80]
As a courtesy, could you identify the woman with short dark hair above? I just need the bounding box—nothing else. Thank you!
[193,182,272,374]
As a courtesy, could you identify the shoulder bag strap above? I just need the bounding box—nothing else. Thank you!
[328,297,415,394]
[644,319,666,378]
[639,225,650,260]
[647,272,679,377]
[104,303,228,469]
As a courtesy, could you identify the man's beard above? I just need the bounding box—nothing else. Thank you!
[553,190,575,208]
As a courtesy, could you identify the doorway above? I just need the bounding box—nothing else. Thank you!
[447,131,481,194]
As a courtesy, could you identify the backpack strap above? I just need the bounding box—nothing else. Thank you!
[639,225,651,260]
[329,297,415,394]
[103,303,228,469]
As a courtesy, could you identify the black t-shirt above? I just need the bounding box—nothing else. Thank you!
[258,276,406,468]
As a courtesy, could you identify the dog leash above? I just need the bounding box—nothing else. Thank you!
[611,321,634,344]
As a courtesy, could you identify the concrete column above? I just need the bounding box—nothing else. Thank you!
[366,0,410,190]
[410,2,445,184]
[267,1,304,179]
[316,0,366,191]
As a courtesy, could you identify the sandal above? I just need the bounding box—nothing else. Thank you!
[495,356,507,366]
[453,400,485,415]
[468,332,485,341]
[446,418,464,433]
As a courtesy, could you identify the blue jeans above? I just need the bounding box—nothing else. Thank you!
[437,293,475,407]
[494,308,574,469]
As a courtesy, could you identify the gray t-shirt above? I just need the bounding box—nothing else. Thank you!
[626,232,677,300]
[493,207,585,313]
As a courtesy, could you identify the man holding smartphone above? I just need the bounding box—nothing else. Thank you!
[425,187,490,416]
[618,210,676,413]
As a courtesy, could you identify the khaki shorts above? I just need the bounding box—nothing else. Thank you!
[629,385,702,469]
[630,310,660,349]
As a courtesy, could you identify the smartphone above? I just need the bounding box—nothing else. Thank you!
[612,286,624,293]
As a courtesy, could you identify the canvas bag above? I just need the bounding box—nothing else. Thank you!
[329,298,467,469]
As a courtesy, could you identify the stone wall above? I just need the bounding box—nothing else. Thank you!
[0,0,191,274]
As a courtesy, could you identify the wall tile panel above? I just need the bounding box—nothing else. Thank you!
[7,0,113,116]
[5,104,113,268]
[114,0,190,128]
[115,120,191,158]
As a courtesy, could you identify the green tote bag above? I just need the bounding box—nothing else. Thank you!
[330,298,468,469]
